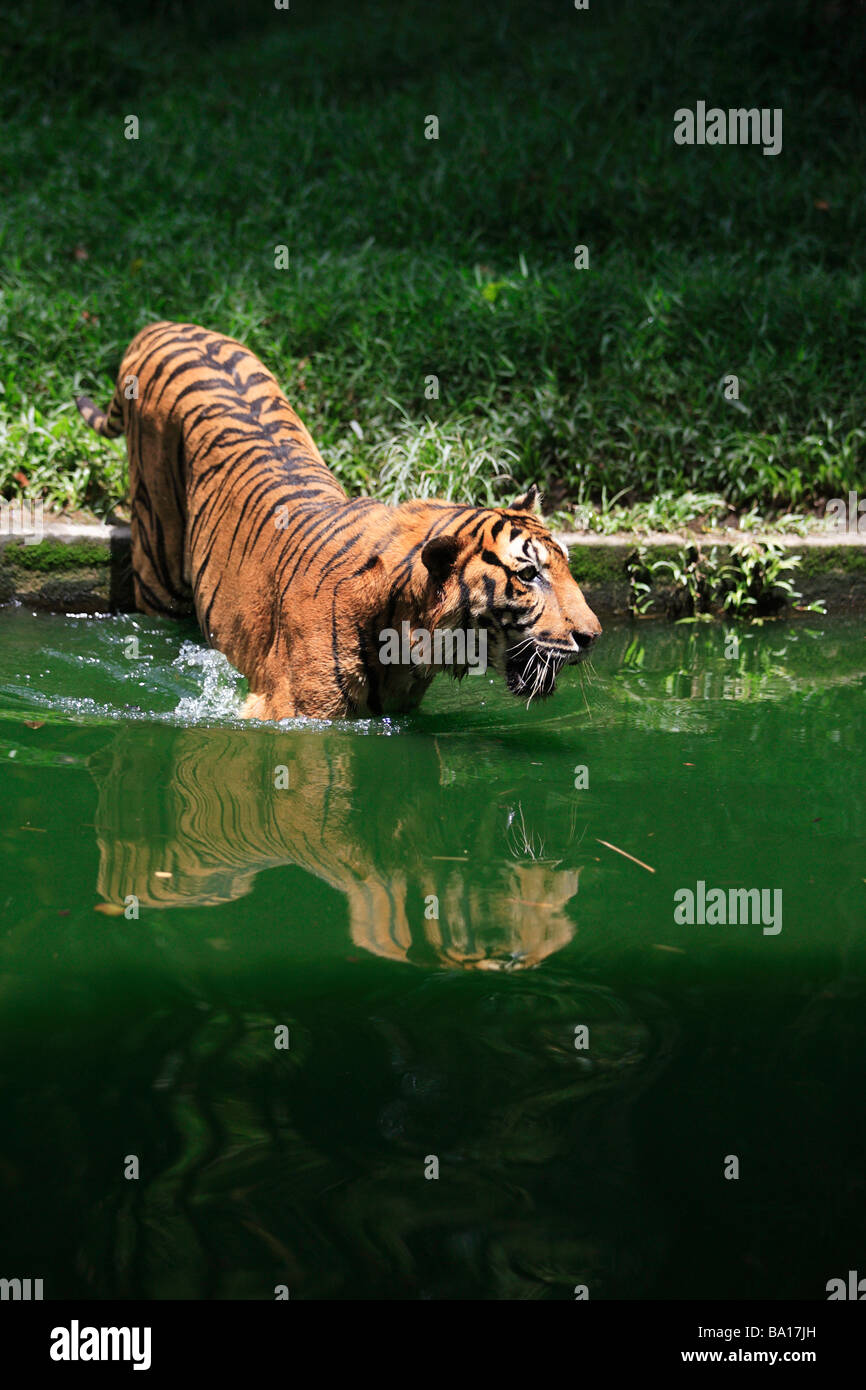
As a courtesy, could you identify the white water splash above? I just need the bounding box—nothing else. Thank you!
[172,642,246,722]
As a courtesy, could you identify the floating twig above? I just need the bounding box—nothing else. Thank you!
[596,838,656,874]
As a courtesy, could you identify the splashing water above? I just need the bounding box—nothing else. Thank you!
[0,611,409,733]
[172,641,247,722]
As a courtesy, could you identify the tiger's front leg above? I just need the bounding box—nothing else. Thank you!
[240,666,309,719]
[240,673,349,722]
[240,690,295,721]
[237,612,366,721]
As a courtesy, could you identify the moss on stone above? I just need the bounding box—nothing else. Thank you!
[568,542,691,585]
[0,539,110,571]
[567,548,625,586]
[793,545,866,579]
[1,528,864,615]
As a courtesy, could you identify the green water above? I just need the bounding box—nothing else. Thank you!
[0,608,864,1300]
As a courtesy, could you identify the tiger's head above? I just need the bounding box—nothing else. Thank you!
[417,486,602,700]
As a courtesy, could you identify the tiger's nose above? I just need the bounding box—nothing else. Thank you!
[572,626,600,651]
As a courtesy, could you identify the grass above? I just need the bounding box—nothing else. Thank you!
[556,489,730,535]
[552,489,839,535]
[0,0,864,518]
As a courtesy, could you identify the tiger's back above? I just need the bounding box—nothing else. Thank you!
[79,321,350,636]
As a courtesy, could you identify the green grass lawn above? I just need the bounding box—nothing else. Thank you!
[1,0,863,518]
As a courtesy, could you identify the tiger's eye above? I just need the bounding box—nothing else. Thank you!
[518,566,538,582]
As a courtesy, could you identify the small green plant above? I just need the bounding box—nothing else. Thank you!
[716,541,824,617]
[627,541,825,621]
[627,544,716,619]
[626,547,655,616]
[652,545,717,619]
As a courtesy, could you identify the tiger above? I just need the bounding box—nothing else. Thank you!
[76,321,601,720]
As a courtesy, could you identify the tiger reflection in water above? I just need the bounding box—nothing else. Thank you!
[72,733,679,1300]
[91,728,579,970]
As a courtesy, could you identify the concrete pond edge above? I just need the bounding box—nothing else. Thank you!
[1,517,866,617]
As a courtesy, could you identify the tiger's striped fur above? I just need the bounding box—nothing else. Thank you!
[77,321,601,720]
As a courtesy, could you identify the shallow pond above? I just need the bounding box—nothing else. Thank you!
[0,608,864,1299]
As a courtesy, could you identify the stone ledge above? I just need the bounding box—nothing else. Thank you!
[0,518,134,611]
[1,518,865,616]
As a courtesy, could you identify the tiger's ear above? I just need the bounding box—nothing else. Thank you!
[421,534,461,587]
[510,483,541,513]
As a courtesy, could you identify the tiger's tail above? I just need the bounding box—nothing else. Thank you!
[75,385,124,438]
